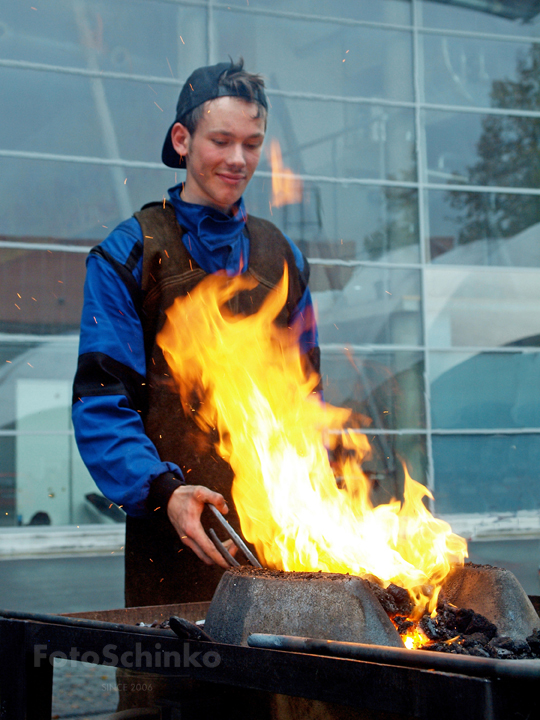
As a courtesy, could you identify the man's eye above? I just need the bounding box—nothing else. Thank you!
[213,139,227,146]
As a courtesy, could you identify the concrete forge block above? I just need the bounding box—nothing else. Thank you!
[204,568,404,647]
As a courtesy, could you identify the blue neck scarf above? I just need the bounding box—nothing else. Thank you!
[167,183,249,276]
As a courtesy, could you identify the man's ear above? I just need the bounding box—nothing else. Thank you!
[171,122,190,159]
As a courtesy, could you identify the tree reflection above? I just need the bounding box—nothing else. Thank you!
[449,44,540,246]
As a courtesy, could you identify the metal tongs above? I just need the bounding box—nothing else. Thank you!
[207,503,262,568]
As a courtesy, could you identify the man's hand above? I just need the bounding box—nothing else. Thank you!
[166,485,233,568]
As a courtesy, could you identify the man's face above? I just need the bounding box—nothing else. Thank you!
[172,96,266,213]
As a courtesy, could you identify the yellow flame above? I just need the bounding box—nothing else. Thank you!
[269,139,303,207]
[158,268,468,613]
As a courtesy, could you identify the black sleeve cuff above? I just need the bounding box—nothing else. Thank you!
[147,471,184,513]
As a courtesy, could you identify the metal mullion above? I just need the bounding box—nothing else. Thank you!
[412,0,435,502]
[419,23,540,46]
[0,240,92,253]
[320,343,540,354]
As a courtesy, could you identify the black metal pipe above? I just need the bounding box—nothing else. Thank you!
[0,608,176,638]
[247,633,540,681]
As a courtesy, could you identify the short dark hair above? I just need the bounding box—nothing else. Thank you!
[181,58,267,135]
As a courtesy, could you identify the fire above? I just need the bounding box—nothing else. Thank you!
[158,268,467,616]
[269,139,303,207]
[402,626,430,650]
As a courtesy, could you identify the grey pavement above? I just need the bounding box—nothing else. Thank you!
[0,541,538,718]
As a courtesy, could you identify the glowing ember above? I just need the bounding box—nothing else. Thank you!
[402,626,430,650]
[269,139,303,207]
[158,268,468,616]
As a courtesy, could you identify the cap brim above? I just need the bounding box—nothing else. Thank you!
[162,123,186,169]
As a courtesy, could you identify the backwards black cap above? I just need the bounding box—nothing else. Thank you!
[162,60,268,169]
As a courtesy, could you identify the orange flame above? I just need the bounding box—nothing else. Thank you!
[158,268,467,614]
[269,140,303,207]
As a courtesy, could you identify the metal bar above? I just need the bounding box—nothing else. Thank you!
[207,504,262,568]
[0,608,175,638]
[247,633,540,681]
[208,528,240,568]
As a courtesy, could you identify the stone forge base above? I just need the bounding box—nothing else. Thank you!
[204,568,404,647]
[442,564,540,641]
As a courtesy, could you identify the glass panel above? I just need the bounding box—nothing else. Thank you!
[425,265,540,347]
[259,100,416,182]
[427,190,540,266]
[432,434,540,514]
[225,0,412,24]
[214,9,414,101]
[322,348,425,429]
[0,248,86,334]
[1,0,206,77]
[1,67,180,164]
[0,338,103,526]
[421,0,540,38]
[246,179,420,263]
[423,34,540,110]
[430,351,540,429]
[425,109,540,189]
[0,158,175,240]
[313,265,422,346]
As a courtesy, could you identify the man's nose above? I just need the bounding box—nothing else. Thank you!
[227,143,246,167]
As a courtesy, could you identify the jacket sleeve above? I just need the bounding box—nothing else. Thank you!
[72,219,184,517]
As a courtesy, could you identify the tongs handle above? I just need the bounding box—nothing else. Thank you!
[207,503,262,568]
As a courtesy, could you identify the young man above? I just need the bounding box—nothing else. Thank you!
[72,59,319,607]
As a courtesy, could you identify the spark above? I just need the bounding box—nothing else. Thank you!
[17,293,21,298]
[163,197,166,209]
[31,297,36,301]
[179,36,185,44]
[269,200,273,215]
[385,290,392,295]
[147,84,157,95]
[6,361,11,364]
[31,6,37,9]
[164,249,169,258]
[154,506,161,511]
[14,304,20,310]
[333,323,339,330]
[102,225,108,228]
[154,101,163,112]
[144,235,154,239]
[58,280,63,284]
[27,363,33,368]
[128,343,132,352]
[166,57,174,77]
[189,83,194,92]
[124,178,127,184]
[93,316,98,324]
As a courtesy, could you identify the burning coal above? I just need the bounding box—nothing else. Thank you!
[158,267,468,616]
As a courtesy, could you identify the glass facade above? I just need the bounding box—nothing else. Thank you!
[2,0,540,528]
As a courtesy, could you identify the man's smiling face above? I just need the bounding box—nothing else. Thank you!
[171,96,266,214]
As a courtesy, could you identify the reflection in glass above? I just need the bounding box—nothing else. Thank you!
[259,100,416,182]
[421,0,540,38]
[322,349,424,429]
[425,265,540,347]
[1,0,205,78]
[431,351,540,429]
[433,434,540,514]
[246,179,419,263]
[0,339,101,526]
[313,265,422,346]
[0,158,175,240]
[427,190,540,266]
[215,9,414,101]
[0,248,86,334]
[423,34,540,110]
